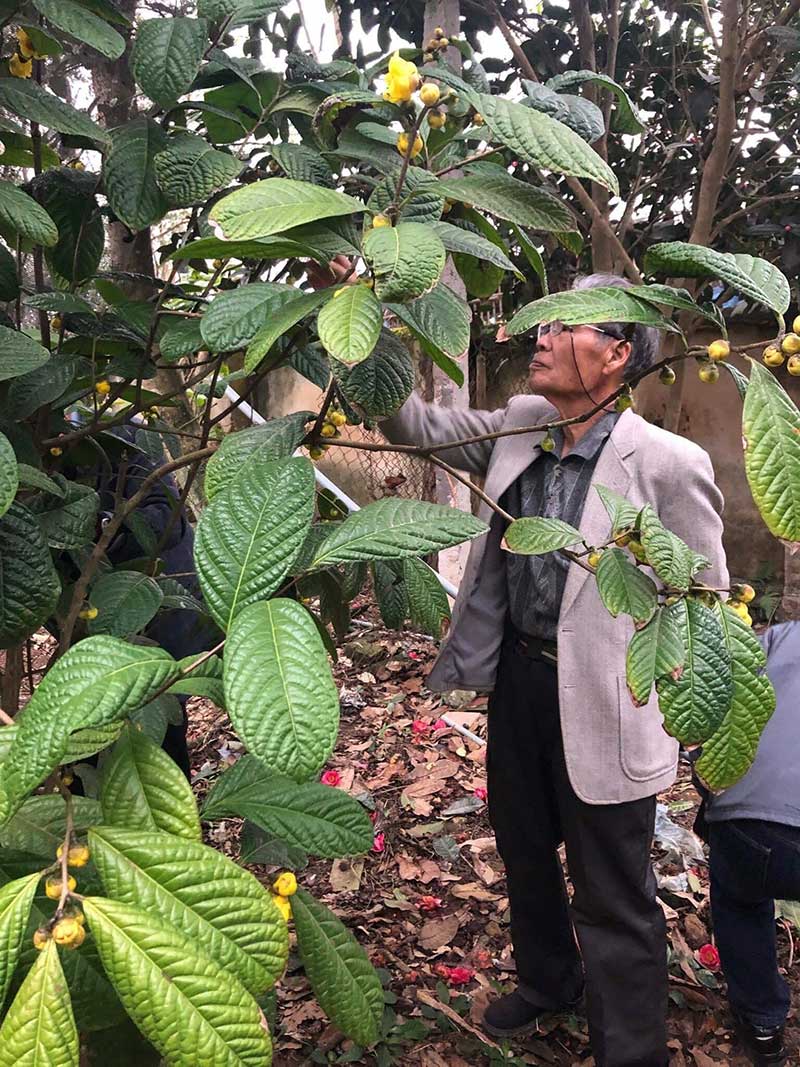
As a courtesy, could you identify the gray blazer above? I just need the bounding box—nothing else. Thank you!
[382,392,729,804]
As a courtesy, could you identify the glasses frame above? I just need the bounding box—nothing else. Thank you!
[537,320,629,342]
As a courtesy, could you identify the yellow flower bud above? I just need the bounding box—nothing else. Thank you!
[706,339,730,361]
[95,379,111,396]
[320,423,337,438]
[9,53,32,78]
[52,917,85,948]
[372,213,391,228]
[78,606,98,620]
[272,894,292,921]
[272,871,298,897]
[428,110,447,129]
[45,875,76,900]
[49,446,63,457]
[419,82,441,106]
[397,131,424,158]
[51,315,62,331]
[762,345,784,367]
[33,928,50,950]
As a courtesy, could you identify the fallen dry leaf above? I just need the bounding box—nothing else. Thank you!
[418,913,461,951]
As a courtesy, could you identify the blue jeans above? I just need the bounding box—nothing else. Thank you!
[709,818,800,1028]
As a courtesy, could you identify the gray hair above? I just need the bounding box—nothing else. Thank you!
[571,273,661,382]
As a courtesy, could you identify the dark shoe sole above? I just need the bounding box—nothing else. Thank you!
[482,1016,541,1039]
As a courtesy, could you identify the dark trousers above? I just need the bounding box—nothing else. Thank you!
[709,818,800,1028]
[487,635,668,1067]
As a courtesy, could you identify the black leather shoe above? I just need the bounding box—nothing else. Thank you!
[482,989,581,1039]
[732,1010,786,1066]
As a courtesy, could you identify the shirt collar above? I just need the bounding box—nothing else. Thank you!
[551,410,620,461]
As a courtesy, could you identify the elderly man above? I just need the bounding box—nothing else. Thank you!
[381,274,728,1067]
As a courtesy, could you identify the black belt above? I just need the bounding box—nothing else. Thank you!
[509,627,558,664]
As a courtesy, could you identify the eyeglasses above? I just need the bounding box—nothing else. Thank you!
[537,321,629,341]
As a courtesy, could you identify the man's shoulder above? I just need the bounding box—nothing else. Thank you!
[628,411,710,462]
[506,393,558,426]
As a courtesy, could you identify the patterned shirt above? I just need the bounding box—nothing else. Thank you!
[501,411,619,641]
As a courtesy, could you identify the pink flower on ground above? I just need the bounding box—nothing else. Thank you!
[368,810,379,824]
[697,943,720,970]
[408,650,421,660]
[433,719,448,731]
[418,895,442,912]
[372,832,385,853]
[321,770,341,787]
[411,719,431,736]
[473,786,488,801]
[447,966,474,985]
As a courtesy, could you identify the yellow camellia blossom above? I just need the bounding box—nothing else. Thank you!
[383,52,419,104]
[9,53,32,78]
[273,871,298,897]
[16,28,38,60]
[272,894,292,921]
[397,131,423,158]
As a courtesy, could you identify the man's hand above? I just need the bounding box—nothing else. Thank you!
[305,254,355,289]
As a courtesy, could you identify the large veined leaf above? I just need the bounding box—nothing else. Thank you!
[204,413,312,500]
[432,220,520,274]
[0,326,50,381]
[522,81,604,142]
[210,178,363,241]
[0,637,176,824]
[0,873,39,1012]
[33,0,125,58]
[153,134,241,207]
[0,724,120,767]
[37,168,104,284]
[309,499,488,569]
[170,235,323,263]
[0,431,16,519]
[16,465,65,497]
[403,557,451,638]
[200,282,294,352]
[595,484,641,532]
[224,599,339,781]
[362,221,446,302]
[244,289,332,373]
[696,604,776,789]
[332,327,414,418]
[89,827,287,994]
[504,516,584,555]
[158,316,203,362]
[595,547,658,626]
[0,79,106,142]
[86,571,163,637]
[656,598,733,744]
[100,724,201,840]
[203,754,374,857]
[29,480,98,549]
[546,70,645,134]
[624,605,685,707]
[644,242,791,317]
[167,654,225,706]
[475,92,619,194]
[638,506,695,590]
[83,896,273,1066]
[506,286,678,337]
[367,167,444,224]
[436,173,576,232]
[194,456,315,630]
[0,242,17,301]
[625,283,720,326]
[0,795,102,858]
[268,142,334,187]
[0,939,78,1067]
[317,283,382,366]
[0,502,60,649]
[198,0,284,26]
[742,360,800,543]
[6,356,78,420]
[0,181,58,247]
[130,18,208,108]
[103,118,169,233]
[372,560,409,629]
[387,283,472,361]
[292,888,383,1047]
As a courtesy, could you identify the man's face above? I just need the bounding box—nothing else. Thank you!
[528,322,631,404]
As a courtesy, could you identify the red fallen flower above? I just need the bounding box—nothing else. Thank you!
[372,832,385,853]
[418,895,442,912]
[368,810,379,824]
[433,718,448,730]
[434,963,451,979]
[474,786,488,801]
[320,769,341,787]
[447,966,474,985]
[408,650,421,660]
[406,969,420,983]
[411,719,431,735]
[697,943,720,970]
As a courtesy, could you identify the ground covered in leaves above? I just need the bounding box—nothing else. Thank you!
[187,619,799,1067]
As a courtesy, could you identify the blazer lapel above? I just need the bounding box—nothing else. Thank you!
[559,410,638,619]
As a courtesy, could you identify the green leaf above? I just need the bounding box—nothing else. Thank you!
[86,571,163,637]
[696,604,776,789]
[210,178,363,241]
[372,560,408,629]
[33,0,124,57]
[656,598,734,745]
[511,225,548,294]
[203,754,374,858]
[625,283,719,326]
[158,316,203,362]
[0,637,176,824]
[362,221,446,302]
[522,82,604,142]
[0,181,58,247]
[268,142,334,187]
[624,606,685,706]
[29,480,98,549]
[292,888,383,1047]
[244,289,332,373]
[0,431,16,519]
[204,413,311,501]
[200,282,294,352]
[432,220,519,274]
[546,70,645,134]
[0,502,60,649]
[742,360,800,543]
[638,506,696,590]
[6,356,78,419]
[332,327,414,418]
[170,235,322,263]
[506,286,679,337]
[103,117,169,233]
[38,169,104,284]
[198,0,284,26]
[168,655,225,707]
[595,484,640,532]
[386,284,470,385]
[0,79,106,142]
[504,516,583,555]
[200,72,280,144]
[403,557,450,638]
[224,599,339,781]
[99,724,201,840]
[0,242,17,301]
[436,173,576,232]
[0,326,50,381]
[131,18,208,108]
[89,826,287,995]
[154,134,241,207]
[475,92,619,194]
[644,242,790,317]
[0,795,102,858]
[367,167,444,224]
[317,283,382,366]
[83,896,273,1065]
[309,499,487,569]
[16,464,65,497]
[595,547,658,626]
[194,456,315,630]
[0,873,39,1012]
[0,939,78,1067]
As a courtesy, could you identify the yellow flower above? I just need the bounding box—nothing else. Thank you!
[49,446,63,457]
[78,606,98,620]
[272,871,298,897]
[15,28,40,60]
[397,131,424,158]
[95,379,111,396]
[419,83,440,106]
[272,894,292,921]
[9,53,32,78]
[372,213,391,228]
[320,423,337,438]
[383,52,419,104]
